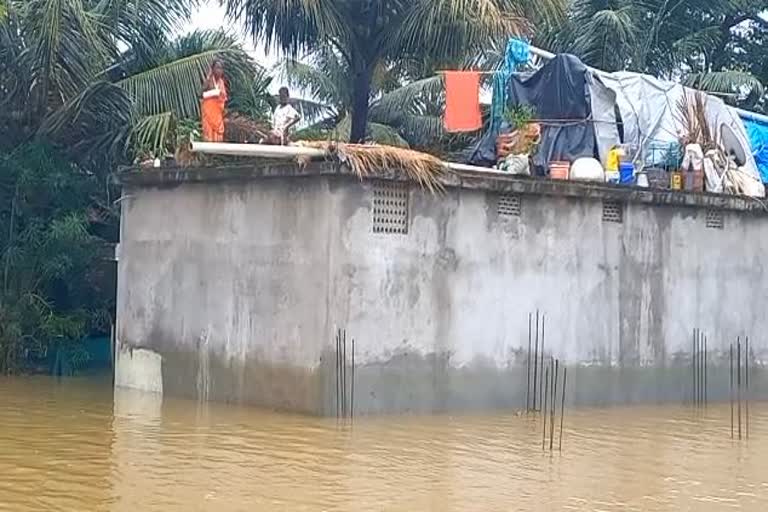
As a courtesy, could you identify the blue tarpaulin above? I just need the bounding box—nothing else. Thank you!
[742,115,768,183]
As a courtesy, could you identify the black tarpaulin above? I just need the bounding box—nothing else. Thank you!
[469,54,598,173]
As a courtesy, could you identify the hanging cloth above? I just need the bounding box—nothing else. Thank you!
[490,38,531,131]
[444,71,482,132]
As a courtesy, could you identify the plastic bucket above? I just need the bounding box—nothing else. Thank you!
[549,161,570,180]
[619,162,635,184]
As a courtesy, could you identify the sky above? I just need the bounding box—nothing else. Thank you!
[187,2,282,89]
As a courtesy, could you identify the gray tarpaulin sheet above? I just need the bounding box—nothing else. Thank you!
[599,72,764,197]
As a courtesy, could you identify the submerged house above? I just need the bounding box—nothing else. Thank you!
[113,53,768,416]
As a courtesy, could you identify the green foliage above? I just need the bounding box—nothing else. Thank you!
[227,0,568,141]
[536,0,767,105]
[504,104,536,130]
[0,144,112,373]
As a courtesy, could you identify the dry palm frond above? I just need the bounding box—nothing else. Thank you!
[299,141,446,193]
[676,91,715,151]
[225,113,270,143]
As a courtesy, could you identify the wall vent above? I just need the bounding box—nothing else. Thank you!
[372,181,409,234]
[498,194,522,217]
[706,209,724,229]
[602,201,624,224]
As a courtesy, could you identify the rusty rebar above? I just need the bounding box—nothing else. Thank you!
[692,328,697,407]
[542,365,549,450]
[342,329,347,419]
[539,313,546,411]
[533,310,539,411]
[737,337,742,440]
[703,334,707,407]
[730,342,734,438]
[526,313,532,412]
[335,330,340,419]
[351,337,355,421]
[550,358,558,451]
[559,367,567,452]
[745,336,749,439]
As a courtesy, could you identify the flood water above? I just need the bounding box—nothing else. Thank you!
[0,377,766,511]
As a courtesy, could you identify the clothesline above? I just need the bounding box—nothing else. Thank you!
[436,70,497,75]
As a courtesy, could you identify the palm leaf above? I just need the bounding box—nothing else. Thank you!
[35,81,133,160]
[92,0,194,46]
[281,57,346,110]
[685,71,764,99]
[116,32,258,118]
[131,111,175,157]
[389,0,542,61]
[21,0,113,105]
[225,0,347,56]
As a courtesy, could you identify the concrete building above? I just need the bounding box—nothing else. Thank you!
[115,162,766,415]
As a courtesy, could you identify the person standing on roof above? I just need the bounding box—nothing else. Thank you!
[200,59,227,142]
[264,87,301,145]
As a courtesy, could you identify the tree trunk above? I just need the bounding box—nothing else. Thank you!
[349,65,374,143]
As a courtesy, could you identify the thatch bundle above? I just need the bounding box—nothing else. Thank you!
[676,92,716,151]
[297,141,446,193]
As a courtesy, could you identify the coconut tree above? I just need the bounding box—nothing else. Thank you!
[537,0,765,104]
[0,0,264,164]
[280,46,445,147]
[226,0,566,143]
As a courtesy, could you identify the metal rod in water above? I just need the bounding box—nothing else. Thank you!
[533,310,539,412]
[540,314,546,411]
[559,367,567,452]
[526,313,532,412]
[341,329,347,418]
[692,328,697,406]
[701,332,705,407]
[351,338,355,421]
[704,334,708,407]
[730,343,734,439]
[542,365,549,450]
[550,359,558,451]
[744,336,749,438]
[737,337,742,440]
[335,330,340,419]
[698,329,704,407]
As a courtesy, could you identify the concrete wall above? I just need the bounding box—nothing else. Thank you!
[116,165,768,415]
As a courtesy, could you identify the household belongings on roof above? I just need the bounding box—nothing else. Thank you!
[464,44,765,198]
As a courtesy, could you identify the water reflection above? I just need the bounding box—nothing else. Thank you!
[0,377,766,511]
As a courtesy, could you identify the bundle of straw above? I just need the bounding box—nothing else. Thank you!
[676,92,716,151]
[298,141,446,193]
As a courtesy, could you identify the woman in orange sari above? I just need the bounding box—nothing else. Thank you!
[201,59,227,142]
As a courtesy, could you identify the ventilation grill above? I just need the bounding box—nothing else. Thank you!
[602,201,623,224]
[498,194,522,217]
[706,209,724,229]
[373,181,409,234]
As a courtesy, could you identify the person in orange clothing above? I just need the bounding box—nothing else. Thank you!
[200,59,228,142]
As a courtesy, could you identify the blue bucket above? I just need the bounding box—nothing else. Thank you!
[619,162,635,185]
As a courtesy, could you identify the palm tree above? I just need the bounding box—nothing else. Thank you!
[537,0,765,104]
[0,0,264,165]
[226,0,566,143]
[280,47,445,148]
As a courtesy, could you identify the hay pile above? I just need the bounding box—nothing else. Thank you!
[676,92,716,151]
[297,141,446,193]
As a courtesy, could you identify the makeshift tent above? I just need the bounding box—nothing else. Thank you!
[469,54,601,174]
[596,72,764,197]
[468,39,765,197]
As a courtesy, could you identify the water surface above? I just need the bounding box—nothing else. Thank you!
[0,377,766,511]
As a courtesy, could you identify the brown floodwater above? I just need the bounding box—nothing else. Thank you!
[0,376,766,511]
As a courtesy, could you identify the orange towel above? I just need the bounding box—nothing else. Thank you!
[444,71,482,132]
